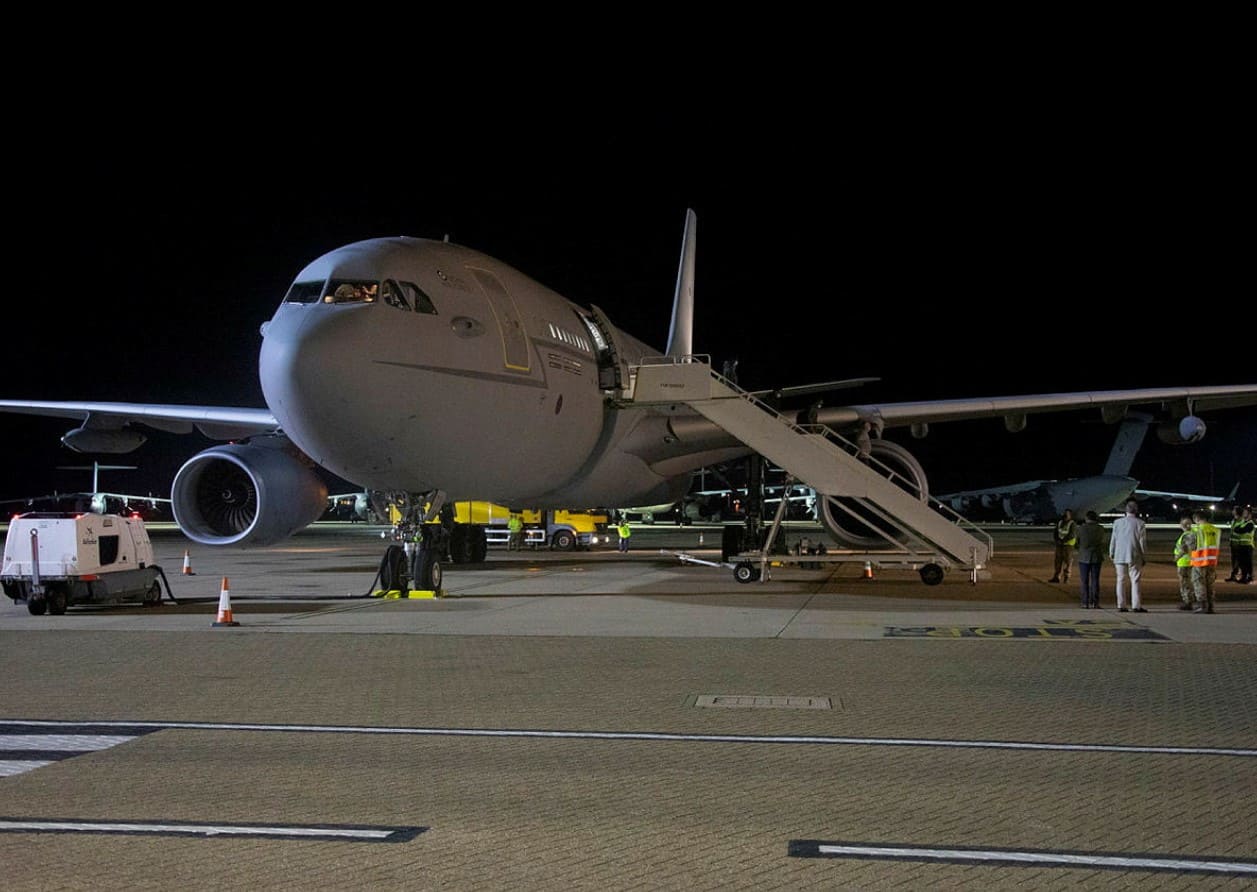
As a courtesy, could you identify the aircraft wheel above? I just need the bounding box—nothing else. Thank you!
[27,596,47,616]
[380,545,408,591]
[417,554,443,590]
[919,563,945,586]
[733,562,761,584]
[552,529,576,551]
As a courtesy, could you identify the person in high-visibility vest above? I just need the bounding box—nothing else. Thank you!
[1226,504,1254,585]
[507,513,524,551]
[1190,508,1221,613]
[1050,509,1078,584]
[617,519,632,553]
[1172,513,1197,611]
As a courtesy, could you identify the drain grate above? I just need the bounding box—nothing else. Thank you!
[694,695,831,710]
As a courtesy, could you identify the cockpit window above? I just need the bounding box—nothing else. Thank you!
[381,280,410,311]
[284,280,325,304]
[324,280,379,304]
[400,281,438,315]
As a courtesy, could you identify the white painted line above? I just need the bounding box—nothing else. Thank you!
[0,734,136,751]
[0,761,53,777]
[1,719,1253,758]
[806,842,1257,876]
[0,819,425,842]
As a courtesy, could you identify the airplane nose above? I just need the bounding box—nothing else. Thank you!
[260,306,372,467]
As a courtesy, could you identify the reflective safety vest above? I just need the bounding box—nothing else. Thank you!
[1174,531,1195,568]
[1057,520,1077,547]
[508,516,523,533]
[1191,523,1221,567]
[618,523,631,538]
[1231,519,1255,547]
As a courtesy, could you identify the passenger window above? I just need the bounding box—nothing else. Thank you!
[401,281,438,314]
[325,280,379,304]
[381,280,411,311]
[284,281,325,304]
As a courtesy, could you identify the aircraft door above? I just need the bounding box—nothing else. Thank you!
[468,268,531,372]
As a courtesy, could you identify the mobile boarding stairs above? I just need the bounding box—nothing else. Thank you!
[624,356,992,585]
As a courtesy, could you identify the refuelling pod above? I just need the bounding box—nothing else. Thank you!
[1156,415,1207,445]
[172,441,328,546]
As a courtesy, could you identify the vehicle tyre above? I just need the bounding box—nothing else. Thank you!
[449,526,475,564]
[734,562,760,584]
[27,596,47,616]
[48,586,68,616]
[144,581,163,605]
[470,526,488,563]
[919,563,945,586]
[552,529,576,551]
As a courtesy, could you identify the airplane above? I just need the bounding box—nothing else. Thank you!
[2,209,1256,588]
[0,462,170,517]
[936,415,1240,523]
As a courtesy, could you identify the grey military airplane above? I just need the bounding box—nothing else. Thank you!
[937,415,1241,523]
[0,462,170,517]
[3,210,1257,587]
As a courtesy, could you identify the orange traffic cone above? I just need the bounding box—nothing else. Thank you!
[863,561,875,580]
[213,577,239,627]
[182,550,195,575]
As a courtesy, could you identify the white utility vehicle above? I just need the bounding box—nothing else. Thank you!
[2,513,167,615]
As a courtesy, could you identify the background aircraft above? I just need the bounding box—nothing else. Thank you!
[1,462,170,517]
[936,415,1242,523]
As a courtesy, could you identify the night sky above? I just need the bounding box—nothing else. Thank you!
[3,107,1252,508]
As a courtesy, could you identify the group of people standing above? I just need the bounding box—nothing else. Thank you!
[1050,502,1253,612]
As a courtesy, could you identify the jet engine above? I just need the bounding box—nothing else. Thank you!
[816,440,930,548]
[171,440,328,546]
[1156,415,1207,445]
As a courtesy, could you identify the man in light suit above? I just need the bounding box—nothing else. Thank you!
[1109,500,1148,612]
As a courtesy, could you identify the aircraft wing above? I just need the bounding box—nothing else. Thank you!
[1134,484,1238,503]
[0,400,279,440]
[815,384,1257,430]
[937,480,1050,500]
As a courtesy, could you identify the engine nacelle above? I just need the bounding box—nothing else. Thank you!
[1156,415,1207,446]
[817,440,930,548]
[171,441,328,546]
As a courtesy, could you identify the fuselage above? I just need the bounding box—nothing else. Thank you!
[259,237,740,508]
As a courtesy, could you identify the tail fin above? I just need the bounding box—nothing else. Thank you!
[665,209,697,357]
[1103,414,1151,477]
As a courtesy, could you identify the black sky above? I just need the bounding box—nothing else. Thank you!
[3,93,1252,506]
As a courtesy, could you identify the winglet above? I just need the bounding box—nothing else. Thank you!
[665,209,696,357]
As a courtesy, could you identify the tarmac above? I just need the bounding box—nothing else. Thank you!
[1,521,1255,889]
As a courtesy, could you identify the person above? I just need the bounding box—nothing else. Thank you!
[1191,508,1221,613]
[1172,513,1197,611]
[617,518,632,552]
[507,513,524,551]
[1226,504,1254,585]
[1049,509,1077,583]
[1074,510,1106,608]
[1108,500,1147,612]
[1224,506,1243,581]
